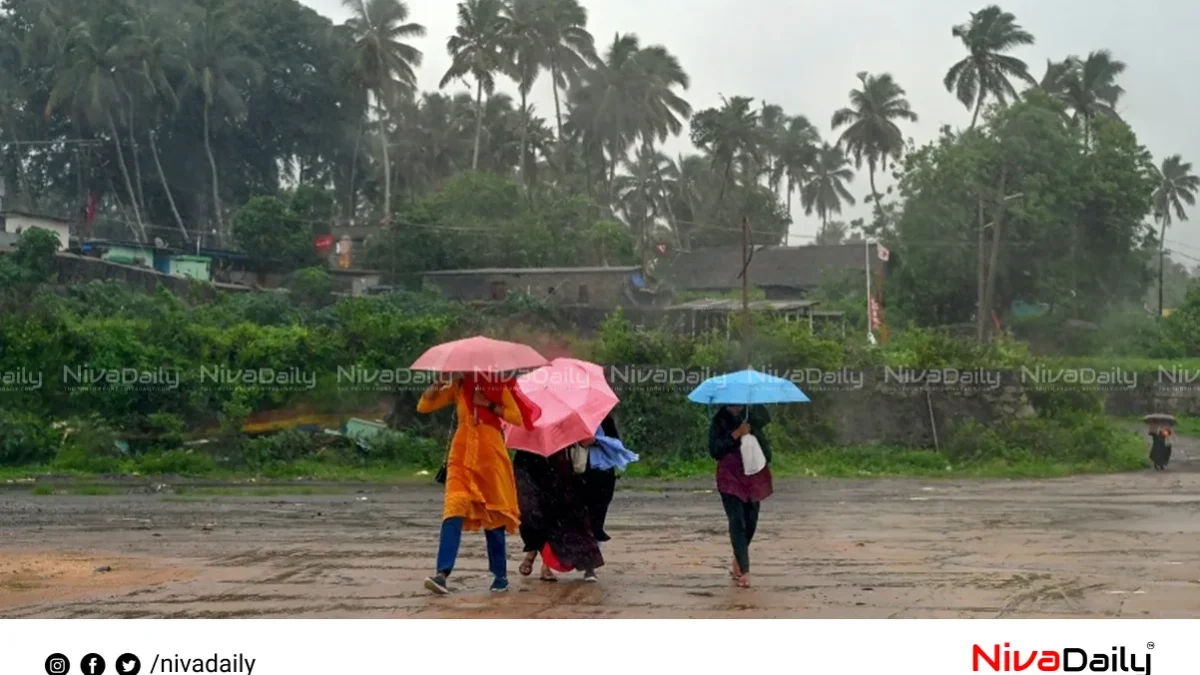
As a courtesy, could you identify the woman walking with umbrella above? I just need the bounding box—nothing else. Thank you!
[689,369,809,589]
[411,337,546,595]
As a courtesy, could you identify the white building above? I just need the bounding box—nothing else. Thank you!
[0,210,71,251]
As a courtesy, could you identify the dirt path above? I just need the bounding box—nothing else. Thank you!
[2,443,1200,618]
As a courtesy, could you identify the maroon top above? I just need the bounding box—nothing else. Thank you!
[710,406,774,503]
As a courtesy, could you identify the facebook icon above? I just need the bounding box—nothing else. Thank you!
[81,654,106,675]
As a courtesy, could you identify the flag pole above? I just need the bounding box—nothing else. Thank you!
[865,239,874,344]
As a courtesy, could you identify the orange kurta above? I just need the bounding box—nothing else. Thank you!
[418,381,523,533]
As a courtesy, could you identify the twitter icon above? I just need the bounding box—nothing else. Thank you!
[115,654,141,675]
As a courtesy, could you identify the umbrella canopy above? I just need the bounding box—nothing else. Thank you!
[1143,413,1177,425]
[409,336,548,373]
[505,358,619,457]
[687,368,811,405]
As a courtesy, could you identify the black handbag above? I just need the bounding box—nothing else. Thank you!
[434,411,455,484]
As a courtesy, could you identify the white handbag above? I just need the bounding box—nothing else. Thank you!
[568,444,589,474]
[740,434,767,476]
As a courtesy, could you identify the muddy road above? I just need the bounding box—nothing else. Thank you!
[3,458,1200,618]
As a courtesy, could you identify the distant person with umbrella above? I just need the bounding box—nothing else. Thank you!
[411,337,547,595]
[690,369,809,589]
[1145,414,1176,471]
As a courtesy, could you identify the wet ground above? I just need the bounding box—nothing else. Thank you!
[3,443,1200,618]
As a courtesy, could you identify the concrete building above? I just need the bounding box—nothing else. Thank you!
[0,210,71,251]
[83,240,213,283]
[662,243,886,299]
[422,266,646,307]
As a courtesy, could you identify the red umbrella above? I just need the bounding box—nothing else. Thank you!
[409,336,548,373]
[504,358,618,457]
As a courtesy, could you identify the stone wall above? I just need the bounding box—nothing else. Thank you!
[55,253,250,298]
[423,267,639,307]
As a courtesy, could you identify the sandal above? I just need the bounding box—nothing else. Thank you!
[540,565,558,582]
[735,574,751,589]
[519,552,537,577]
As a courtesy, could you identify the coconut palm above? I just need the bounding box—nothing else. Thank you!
[944,5,1036,128]
[830,71,917,215]
[688,95,762,204]
[115,0,190,241]
[801,143,856,235]
[774,115,820,241]
[44,14,148,238]
[182,0,264,243]
[568,33,690,190]
[1152,155,1200,316]
[1056,50,1126,148]
[343,0,425,218]
[758,102,788,195]
[442,0,508,170]
[1037,58,1072,96]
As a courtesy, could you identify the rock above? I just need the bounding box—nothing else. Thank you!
[94,565,112,573]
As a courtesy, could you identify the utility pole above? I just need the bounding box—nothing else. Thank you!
[740,215,752,366]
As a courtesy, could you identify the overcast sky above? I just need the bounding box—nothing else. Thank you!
[300,0,1200,258]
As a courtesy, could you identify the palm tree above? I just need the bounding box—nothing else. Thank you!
[183,0,264,244]
[801,143,856,236]
[774,115,821,238]
[45,15,147,239]
[758,102,787,195]
[1037,58,1072,96]
[115,1,190,241]
[442,0,508,170]
[614,147,674,252]
[516,0,596,150]
[944,5,1036,129]
[689,95,761,204]
[343,0,425,220]
[1152,155,1200,316]
[830,71,917,216]
[1056,50,1126,149]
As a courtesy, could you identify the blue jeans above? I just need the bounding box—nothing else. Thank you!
[435,517,507,579]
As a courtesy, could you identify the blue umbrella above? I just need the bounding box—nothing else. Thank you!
[687,368,811,405]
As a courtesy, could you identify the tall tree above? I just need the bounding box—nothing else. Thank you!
[1056,50,1126,149]
[944,5,1035,129]
[689,95,761,204]
[44,8,148,239]
[831,71,918,215]
[182,0,264,244]
[758,102,787,195]
[1153,155,1200,316]
[801,143,856,235]
[774,115,821,239]
[526,0,596,153]
[343,0,426,220]
[442,0,508,170]
[568,33,690,191]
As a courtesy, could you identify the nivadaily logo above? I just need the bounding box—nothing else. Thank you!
[973,643,1150,674]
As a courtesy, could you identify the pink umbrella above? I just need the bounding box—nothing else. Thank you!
[504,358,619,457]
[409,336,548,373]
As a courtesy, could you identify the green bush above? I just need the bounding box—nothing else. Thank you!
[366,430,442,467]
[0,409,57,466]
[53,415,123,472]
[133,450,218,476]
[944,415,1143,467]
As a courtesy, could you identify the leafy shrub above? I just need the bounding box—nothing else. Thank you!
[134,450,218,475]
[0,409,57,466]
[53,415,122,472]
[244,429,318,469]
[366,430,442,467]
[944,415,1142,467]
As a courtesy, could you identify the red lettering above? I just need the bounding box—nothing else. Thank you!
[1014,651,1037,671]
[1037,652,1060,671]
[974,644,1001,672]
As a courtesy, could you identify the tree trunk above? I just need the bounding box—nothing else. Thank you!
[108,113,145,241]
[519,88,529,189]
[376,99,391,221]
[149,130,188,243]
[347,118,364,220]
[2,106,35,208]
[124,91,146,214]
[970,88,985,130]
[981,166,1009,341]
[1159,218,1168,319]
[472,80,484,171]
[202,104,225,246]
[785,179,793,245]
[868,159,882,219]
[976,195,986,342]
[551,63,564,153]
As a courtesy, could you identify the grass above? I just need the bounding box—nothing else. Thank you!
[29,484,115,496]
